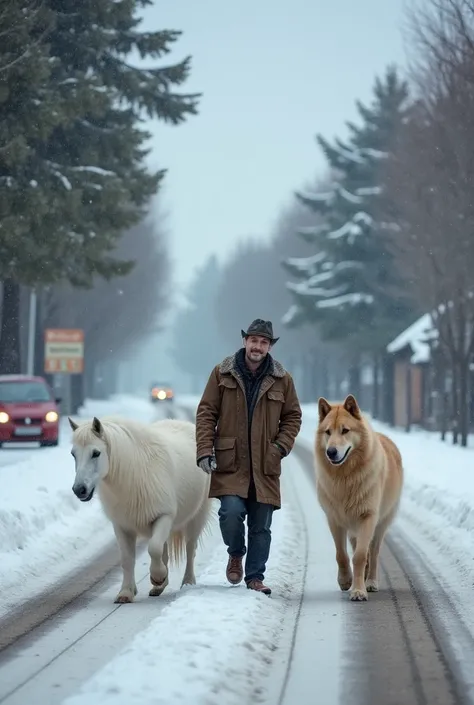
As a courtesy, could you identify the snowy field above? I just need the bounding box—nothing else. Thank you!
[1,391,474,704]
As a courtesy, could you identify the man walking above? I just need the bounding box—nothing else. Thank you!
[195,319,302,595]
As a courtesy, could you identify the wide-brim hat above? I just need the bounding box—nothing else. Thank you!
[241,318,279,345]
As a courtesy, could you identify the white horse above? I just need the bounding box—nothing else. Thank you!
[68,415,212,604]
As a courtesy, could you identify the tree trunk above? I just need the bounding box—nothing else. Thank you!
[433,351,448,441]
[381,356,394,425]
[348,361,361,400]
[459,356,469,447]
[0,279,22,374]
[84,356,96,399]
[451,358,459,445]
[34,291,49,379]
[318,355,329,399]
[405,364,412,433]
[372,353,380,419]
[70,373,84,414]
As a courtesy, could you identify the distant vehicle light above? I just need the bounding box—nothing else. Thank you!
[45,410,59,423]
[151,384,173,401]
[0,412,9,424]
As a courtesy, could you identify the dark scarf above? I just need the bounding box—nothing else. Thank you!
[235,347,272,427]
[234,348,273,498]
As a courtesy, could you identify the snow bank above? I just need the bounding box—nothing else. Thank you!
[0,394,155,619]
[63,492,304,705]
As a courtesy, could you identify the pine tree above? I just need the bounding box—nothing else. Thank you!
[0,0,200,371]
[0,0,59,372]
[282,67,416,358]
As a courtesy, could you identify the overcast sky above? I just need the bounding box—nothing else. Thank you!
[141,0,409,295]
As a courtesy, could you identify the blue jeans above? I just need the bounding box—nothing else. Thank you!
[218,494,274,583]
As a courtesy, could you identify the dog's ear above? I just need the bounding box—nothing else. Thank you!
[68,416,79,432]
[91,416,104,437]
[318,397,332,422]
[343,394,362,419]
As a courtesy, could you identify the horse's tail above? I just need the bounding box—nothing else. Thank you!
[167,529,187,566]
[200,497,216,543]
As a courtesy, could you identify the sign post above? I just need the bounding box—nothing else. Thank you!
[44,329,84,374]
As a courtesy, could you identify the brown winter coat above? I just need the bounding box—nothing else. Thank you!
[195,353,302,508]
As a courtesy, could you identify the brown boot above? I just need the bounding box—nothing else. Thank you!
[226,556,243,585]
[246,579,271,595]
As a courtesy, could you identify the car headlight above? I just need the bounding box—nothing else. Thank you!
[157,390,166,400]
[0,412,9,423]
[45,411,59,423]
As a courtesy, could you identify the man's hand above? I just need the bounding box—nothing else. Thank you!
[197,455,217,474]
[272,442,286,457]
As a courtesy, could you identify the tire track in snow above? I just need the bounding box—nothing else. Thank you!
[292,442,471,705]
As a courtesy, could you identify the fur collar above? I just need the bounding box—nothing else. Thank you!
[219,352,286,378]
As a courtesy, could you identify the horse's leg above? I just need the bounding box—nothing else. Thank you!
[149,542,169,596]
[181,498,210,588]
[148,514,174,596]
[113,524,137,604]
[181,538,197,587]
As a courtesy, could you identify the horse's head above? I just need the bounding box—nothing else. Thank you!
[68,416,109,502]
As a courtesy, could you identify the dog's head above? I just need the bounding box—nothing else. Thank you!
[317,394,363,467]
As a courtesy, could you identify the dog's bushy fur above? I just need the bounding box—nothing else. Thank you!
[314,394,403,601]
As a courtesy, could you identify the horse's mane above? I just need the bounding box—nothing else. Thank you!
[73,417,176,523]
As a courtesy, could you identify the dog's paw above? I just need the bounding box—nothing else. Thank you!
[366,579,379,592]
[350,587,368,602]
[338,572,353,591]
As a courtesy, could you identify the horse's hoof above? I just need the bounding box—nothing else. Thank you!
[114,593,134,604]
[149,574,168,596]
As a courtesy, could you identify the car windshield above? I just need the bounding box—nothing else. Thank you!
[152,383,171,389]
[0,381,52,403]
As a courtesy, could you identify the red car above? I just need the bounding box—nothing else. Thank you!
[0,375,61,448]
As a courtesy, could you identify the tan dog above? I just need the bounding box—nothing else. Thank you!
[314,394,403,601]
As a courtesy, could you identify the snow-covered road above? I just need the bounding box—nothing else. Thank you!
[1,394,474,704]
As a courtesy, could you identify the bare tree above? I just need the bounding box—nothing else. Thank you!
[383,0,474,445]
[39,212,171,399]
